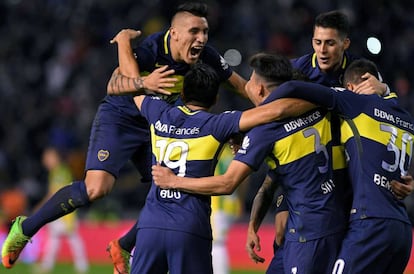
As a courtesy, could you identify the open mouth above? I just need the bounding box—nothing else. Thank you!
[190,46,203,58]
[319,57,329,64]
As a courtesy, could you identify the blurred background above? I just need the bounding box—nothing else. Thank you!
[1,0,414,225]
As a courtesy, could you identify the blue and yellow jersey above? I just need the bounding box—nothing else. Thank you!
[291,51,358,88]
[138,96,242,239]
[234,107,348,242]
[273,80,413,224]
[104,30,233,117]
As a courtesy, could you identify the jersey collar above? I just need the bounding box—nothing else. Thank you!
[311,52,348,70]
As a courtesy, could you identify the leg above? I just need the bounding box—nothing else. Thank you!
[2,102,142,268]
[131,228,168,274]
[67,229,89,274]
[211,210,231,274]
[40,221,62,272]
[166,230,213,274]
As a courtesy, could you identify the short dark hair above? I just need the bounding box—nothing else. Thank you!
[182,63,219,108]
[343,59,379,86]
[249,53,293,87]
[314,10,350,39]
[292,69,310,82]
[175,2,208,18]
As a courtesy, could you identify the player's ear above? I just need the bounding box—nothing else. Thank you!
[343,37,351,50]
[259,84,267,98]
[346,82,355,91]
[169,27,177,40]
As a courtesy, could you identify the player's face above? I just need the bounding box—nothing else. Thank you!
[312,26,350,73]
[170,13,209,65]
[245,71,263,106]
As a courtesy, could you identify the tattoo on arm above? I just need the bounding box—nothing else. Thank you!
[108,70,144,95]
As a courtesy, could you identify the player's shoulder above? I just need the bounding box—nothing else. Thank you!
[143,95,170,111]
[141,31,165,44]
[199,44,222,62]
[291,53,314,67]
[137,31,166,53]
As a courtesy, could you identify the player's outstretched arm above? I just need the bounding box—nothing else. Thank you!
[239,98,315,132]
[152,161,252,195]
[246,175,277,264]
[107,29,177,96]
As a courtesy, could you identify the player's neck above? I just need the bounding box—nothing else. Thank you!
[185,104,207,112]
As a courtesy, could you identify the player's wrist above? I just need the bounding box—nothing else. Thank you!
[133,77,145,92]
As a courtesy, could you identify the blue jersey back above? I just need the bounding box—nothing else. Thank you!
[273,81,414,224]
[234,108,348,242]
[104,31,233,117]
[138,96,242,239]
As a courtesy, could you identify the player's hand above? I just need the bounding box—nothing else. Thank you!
[142,65,177,95]
[152,163,176,188]
[353,72,387,96]
[110,29,142,45]
[245,228,265,264]
[390,175,414,200]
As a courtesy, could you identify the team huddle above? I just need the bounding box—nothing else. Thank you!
[2,2,414,274]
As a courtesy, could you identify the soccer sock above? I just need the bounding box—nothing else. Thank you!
[118,220,138,252]
[22,181,90,237]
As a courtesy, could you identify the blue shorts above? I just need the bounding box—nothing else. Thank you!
[332,218,412,274]
[266,241,284,274]
[132,228,213,274]
[284,232,344,274]
[85,102,152,182]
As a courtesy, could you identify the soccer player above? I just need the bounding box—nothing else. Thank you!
[268,59,413,274]
[246,10,393,272]
[152,52,350,273]
[292,10,388,93]
[130,61,309,273]
[0,2,247,271]
[103,2,247,273]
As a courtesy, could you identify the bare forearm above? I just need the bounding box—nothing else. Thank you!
[172,175,239,195]
[240,98,315,132]
[107,68,145,95]
[107,37,144,95]
[249,176,276,232]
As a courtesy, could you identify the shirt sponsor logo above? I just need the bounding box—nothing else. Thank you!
[154,120,200,135]
[284,111,321,132]
[374,108,414,130]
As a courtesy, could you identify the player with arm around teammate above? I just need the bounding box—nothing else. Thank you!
[244,10,393,272]
[0,2,246,272]
[104,2,250,272]
[152,52,349,274]
[130,59,313,273]
[267,59,414,274]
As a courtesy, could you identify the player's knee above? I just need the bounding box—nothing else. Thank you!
[84,170,115,200]
[85,182,114,200]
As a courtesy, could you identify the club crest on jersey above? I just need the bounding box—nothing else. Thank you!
[97,150,110,161]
